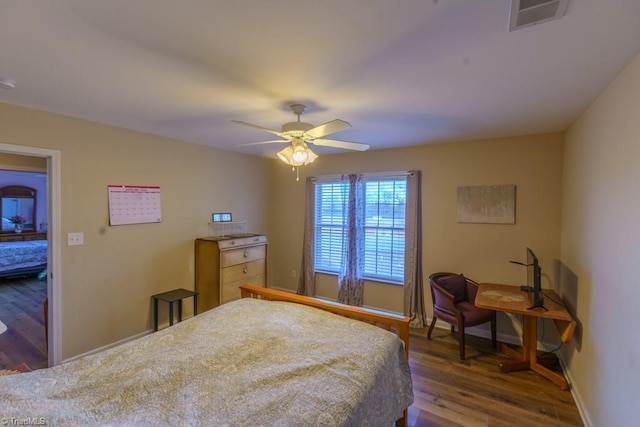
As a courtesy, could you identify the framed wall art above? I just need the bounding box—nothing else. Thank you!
[457,185,516,224]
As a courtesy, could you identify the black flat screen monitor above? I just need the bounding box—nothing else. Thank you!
[511,248,545,309]
[526,248,545,309]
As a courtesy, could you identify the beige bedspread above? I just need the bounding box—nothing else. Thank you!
[1,298,413,426]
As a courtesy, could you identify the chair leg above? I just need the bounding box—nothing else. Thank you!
[427,317,437,339]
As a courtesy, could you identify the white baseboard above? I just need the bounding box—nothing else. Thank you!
[427,316,523,346]
[556,353,592,427]
[61,315,195,364]
[62,330,152,363]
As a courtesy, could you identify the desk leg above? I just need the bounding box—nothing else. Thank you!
[531,360,569,389]
[499,345,529,372]
[498,315,569,390]
[499,315,536,372]
[178,300,183,322]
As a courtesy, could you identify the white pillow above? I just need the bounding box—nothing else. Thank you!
[2,217,13,231]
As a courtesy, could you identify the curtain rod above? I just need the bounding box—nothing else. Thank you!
[310,170,415,182]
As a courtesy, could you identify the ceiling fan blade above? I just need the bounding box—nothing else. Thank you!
[231,120,284,138]
[236,140,289,147]
[305,119,352,139]
[311,138,370,151]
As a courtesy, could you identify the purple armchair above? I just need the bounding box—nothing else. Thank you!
[427,272,497,360]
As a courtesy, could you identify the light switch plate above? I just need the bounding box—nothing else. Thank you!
[67,232,84,246]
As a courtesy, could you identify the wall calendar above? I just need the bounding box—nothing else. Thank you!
[108,185,162,226]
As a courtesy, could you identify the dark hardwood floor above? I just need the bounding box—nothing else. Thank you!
[0,276,48,370]
[407,327,583,426]
[0,281,583,425]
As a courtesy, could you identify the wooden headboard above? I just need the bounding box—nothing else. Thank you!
[239,284,410,356]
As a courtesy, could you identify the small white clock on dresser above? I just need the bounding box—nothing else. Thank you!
[195,234,267,312]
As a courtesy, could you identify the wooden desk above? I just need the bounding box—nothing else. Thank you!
[475,283,576,390]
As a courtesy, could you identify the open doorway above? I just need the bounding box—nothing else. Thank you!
[0,142,61,368]
[0,168,48,370]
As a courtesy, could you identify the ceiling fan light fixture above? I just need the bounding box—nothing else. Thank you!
[232,103,366,180]
[277,144,317,167]
[305,148,318,164]
[292,144,309,164]
[276,146,294,164]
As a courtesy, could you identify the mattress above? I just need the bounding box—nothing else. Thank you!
[0,240,47,273]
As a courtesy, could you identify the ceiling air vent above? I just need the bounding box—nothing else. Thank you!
[509,0,570,32]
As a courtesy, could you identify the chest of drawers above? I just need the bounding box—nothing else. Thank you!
[195,234,267,312]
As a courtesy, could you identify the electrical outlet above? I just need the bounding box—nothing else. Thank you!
[291,270,297,279]
[67,232,84,246]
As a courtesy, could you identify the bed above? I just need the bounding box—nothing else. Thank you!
[0,239,48,278]
[0,284,413,426]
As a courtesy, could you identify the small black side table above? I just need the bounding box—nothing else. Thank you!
[152,288,198,331]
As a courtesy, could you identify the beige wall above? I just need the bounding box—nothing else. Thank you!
[0,102,271,359]
[268,133,564,325]
[561,52,640,427]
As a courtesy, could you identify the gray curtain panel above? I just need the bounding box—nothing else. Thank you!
[297,177,316,296]
[337,173,365,306]
[404,170,426,328]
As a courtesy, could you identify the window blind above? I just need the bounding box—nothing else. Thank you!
[314,176,407,283]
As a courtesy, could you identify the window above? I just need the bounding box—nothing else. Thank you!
[314,175,407,283]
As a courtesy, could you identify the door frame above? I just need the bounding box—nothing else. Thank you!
[0,142,61,366]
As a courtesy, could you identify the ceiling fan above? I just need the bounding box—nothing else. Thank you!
[232,104,370,171]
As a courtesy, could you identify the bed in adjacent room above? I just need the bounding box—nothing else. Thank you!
[0,184,47,278]
[0,239,48,278]
[0,285,413,426]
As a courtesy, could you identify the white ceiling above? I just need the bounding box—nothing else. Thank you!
[0,0,639,158]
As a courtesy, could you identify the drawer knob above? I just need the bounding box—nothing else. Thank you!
[243,267,248,274]
[244,251,249,257]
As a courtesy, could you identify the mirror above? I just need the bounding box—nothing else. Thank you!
[0,185,37,233]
